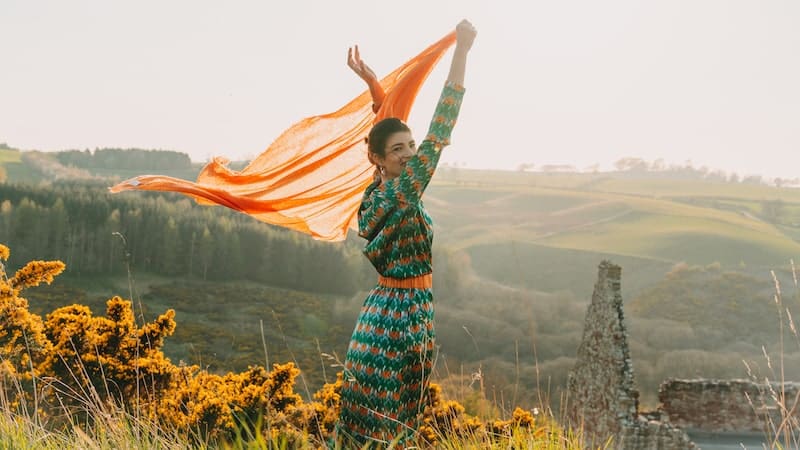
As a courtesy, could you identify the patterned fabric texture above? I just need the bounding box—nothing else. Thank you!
[337,82,464,447]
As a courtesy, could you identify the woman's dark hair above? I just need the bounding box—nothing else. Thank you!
[366,118,411,158]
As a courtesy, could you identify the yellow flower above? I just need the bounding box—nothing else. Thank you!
[10,260,66,289]
[0,244,9,261]
[511,406,535,428]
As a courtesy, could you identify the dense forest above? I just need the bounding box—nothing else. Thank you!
[0,182,371,295]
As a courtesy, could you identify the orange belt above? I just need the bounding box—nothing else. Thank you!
[378,273,433,289]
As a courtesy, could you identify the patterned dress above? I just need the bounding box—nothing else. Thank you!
[337,82,465,447]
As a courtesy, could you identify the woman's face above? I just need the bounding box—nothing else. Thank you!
[377,131,416,180]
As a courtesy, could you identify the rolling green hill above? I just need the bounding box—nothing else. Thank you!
[0,147,225,184]
[423,170,800,298]
[0,148,40,183]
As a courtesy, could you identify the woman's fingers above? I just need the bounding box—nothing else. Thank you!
[347,46,363,73]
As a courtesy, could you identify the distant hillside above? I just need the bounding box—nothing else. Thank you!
[0,147,249,184]
[4,148,799,279]
[424,168,800,298]
[3,152,800,408]
[4,148,800,292]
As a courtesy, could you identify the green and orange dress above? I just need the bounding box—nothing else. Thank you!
[337,81,465,446]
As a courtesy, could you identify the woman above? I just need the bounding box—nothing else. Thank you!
[336,19,477,447]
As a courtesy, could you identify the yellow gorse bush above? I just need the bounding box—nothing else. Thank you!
[0,244,57,409]
[42,297,177,409]
[0,243,568,446]
[10,260,66,289]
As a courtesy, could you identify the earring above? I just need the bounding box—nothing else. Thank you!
[379,165,386,175]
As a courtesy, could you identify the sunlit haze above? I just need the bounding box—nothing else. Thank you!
[1,0,798,179]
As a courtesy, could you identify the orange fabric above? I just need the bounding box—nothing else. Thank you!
[109,31,457,241]
[377,273,433,289]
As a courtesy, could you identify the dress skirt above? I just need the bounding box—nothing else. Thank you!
[337,284,435,446]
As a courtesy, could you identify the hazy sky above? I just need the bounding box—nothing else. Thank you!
[2,1,798,179]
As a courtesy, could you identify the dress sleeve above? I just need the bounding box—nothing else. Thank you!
[375,81,465,208]
[358,176,392,241]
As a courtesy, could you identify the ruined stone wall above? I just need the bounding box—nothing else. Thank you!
[565,260,800,448]
[660,379,800,432]
[566,261,638,443]
[619,418,697,450]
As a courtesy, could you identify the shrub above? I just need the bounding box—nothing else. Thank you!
[0,242,579,447]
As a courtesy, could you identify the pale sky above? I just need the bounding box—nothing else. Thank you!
[1,0,798,179]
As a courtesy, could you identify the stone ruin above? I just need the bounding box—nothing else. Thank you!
[565,261,697,449]
[660,378,800,433]
[564,260,800,448]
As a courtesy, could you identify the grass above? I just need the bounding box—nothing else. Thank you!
[588,176,800,203]
[426,179,800,270]
[0,410,584,449]
[0,148,22,164]
[0,386,204,450]
[537,212,800,266]
[466,241,672,299]
[0,355,585,449]
[425,174,800,272]
[753,266,800,449]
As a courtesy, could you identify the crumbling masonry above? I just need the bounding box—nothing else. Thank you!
[565,261,696,450]
[660,378,800,432]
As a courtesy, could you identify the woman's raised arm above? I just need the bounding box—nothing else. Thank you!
[446,19,477,87]
[347,45,386,112]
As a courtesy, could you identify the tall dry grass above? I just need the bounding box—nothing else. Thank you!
[744,262,800,449]
[0,241,583,449]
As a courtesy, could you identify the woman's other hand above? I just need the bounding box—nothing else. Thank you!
[455,19,477,53]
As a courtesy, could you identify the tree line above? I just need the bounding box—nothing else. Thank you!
[0,182,373,295]
[55,148,192,170]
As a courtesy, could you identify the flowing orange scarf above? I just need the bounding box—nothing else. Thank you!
[109,31,456,241]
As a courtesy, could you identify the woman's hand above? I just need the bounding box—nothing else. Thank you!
[348,45,378,85]
[455,19,477,53]
[447,19,477,86]
[348,45,385,112]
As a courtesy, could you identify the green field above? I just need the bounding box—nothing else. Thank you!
[0,148,21,164]
[426,171,800,282]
